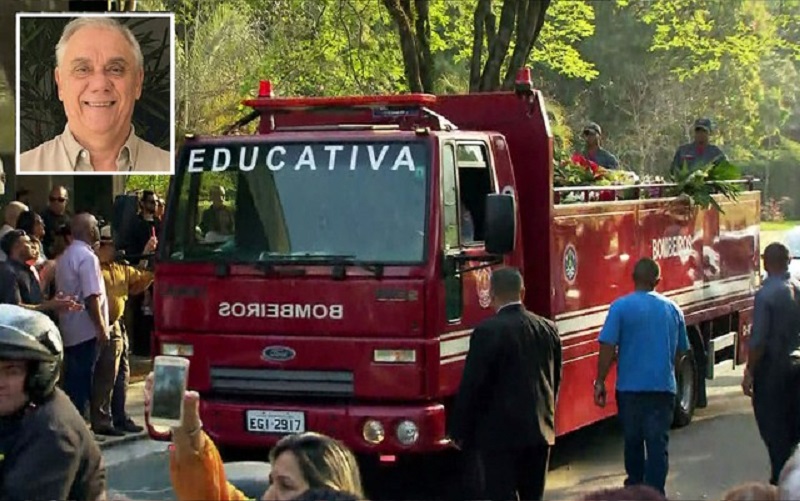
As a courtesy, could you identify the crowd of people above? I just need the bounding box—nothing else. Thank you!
[0,185,163,441]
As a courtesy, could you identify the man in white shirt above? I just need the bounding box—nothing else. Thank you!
[55,213,109,419]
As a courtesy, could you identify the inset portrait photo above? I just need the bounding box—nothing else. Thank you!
[15,13,175,175]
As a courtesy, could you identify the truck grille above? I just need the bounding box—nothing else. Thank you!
[209,367,354,397]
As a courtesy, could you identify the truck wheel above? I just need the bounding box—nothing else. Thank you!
[673,349,697,428]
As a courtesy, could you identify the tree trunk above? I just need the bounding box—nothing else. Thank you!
[471,0,550,93]
[478,0,517,91]
[384,0,550,94]
[414,0,434,92]
[382,0,424,92]
[501,0,549,90]
[469,0,492,92]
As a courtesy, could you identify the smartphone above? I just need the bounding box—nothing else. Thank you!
[149,356,190,428]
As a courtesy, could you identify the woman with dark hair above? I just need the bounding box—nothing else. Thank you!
[144,373,364,501]
[16,210,47,267]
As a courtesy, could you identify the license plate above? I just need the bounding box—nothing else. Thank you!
[246,410,306,434]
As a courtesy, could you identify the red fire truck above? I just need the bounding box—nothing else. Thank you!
[148,70,760,461]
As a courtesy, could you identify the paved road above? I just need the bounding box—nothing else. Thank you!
[106,365,769,500]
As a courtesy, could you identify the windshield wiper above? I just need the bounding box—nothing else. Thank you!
[257,253,384,279]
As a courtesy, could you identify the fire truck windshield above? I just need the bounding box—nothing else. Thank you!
[164,139,430,265]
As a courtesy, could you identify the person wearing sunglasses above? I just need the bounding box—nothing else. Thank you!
[16,211,48,269]
[580,122,620,170]
[42,186,72,259]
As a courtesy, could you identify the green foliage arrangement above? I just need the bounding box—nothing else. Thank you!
[669,159,744,213]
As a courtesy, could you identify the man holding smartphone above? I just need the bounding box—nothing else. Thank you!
[0,305,106,501]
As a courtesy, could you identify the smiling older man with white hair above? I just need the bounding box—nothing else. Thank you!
[19,17,170,173]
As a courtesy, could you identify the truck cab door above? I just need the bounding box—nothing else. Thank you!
[441,142,463,321]
[441,139,498,324]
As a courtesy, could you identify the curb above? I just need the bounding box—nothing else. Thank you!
[98,431,148,450]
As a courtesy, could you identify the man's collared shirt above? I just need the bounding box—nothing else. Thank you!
[55,240,109,347]
[671,142,727,173]
[101,261,154,326]
[497,301,522,312]
[582,147,620,170]
[19,124,172,174]
[750,272,800,367]
[0,259,43,306]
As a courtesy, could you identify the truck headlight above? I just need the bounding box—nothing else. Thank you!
[161,343,194,357]
[373,349,416,363]
[362,420,385,444]
[396,420,419,445]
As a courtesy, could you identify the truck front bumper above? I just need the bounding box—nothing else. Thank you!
[148,398,452,455]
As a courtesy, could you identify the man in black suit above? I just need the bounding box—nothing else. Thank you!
[449,266,562,501]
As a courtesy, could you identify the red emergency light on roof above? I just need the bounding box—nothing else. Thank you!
[258,80,274,98]
[243,90,437,111]
[515,67,533,94]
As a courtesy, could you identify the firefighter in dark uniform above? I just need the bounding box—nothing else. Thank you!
[580,122,620,169]
[449,267,562,501]
[0,304,106,501]
[742,242,800,485]
[670,118,727,174]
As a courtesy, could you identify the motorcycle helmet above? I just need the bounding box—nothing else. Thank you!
[0,304,63,402]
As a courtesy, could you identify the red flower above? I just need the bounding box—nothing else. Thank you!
[599,190,615,201]
[571,153,600,174]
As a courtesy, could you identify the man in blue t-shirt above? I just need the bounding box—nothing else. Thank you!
[594,257,689,495]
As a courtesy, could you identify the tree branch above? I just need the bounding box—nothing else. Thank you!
[338,0,366,92]
[485,3,497,49]
[469,0,492,92]
[501,0,549,90]
[414,0,434,92]
[525,0,550,55]
[479,0,518,91]
[382,0,424,92]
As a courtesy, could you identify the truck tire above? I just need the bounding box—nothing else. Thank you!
[673,349,697,428]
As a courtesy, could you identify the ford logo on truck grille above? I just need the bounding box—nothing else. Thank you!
[262,346,296,362]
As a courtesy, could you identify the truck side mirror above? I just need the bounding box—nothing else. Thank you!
[484,193,516,255]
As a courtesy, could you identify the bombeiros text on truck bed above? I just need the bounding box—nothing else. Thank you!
[146,68,761,466]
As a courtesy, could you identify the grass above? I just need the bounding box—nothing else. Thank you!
[761,220,799,232]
